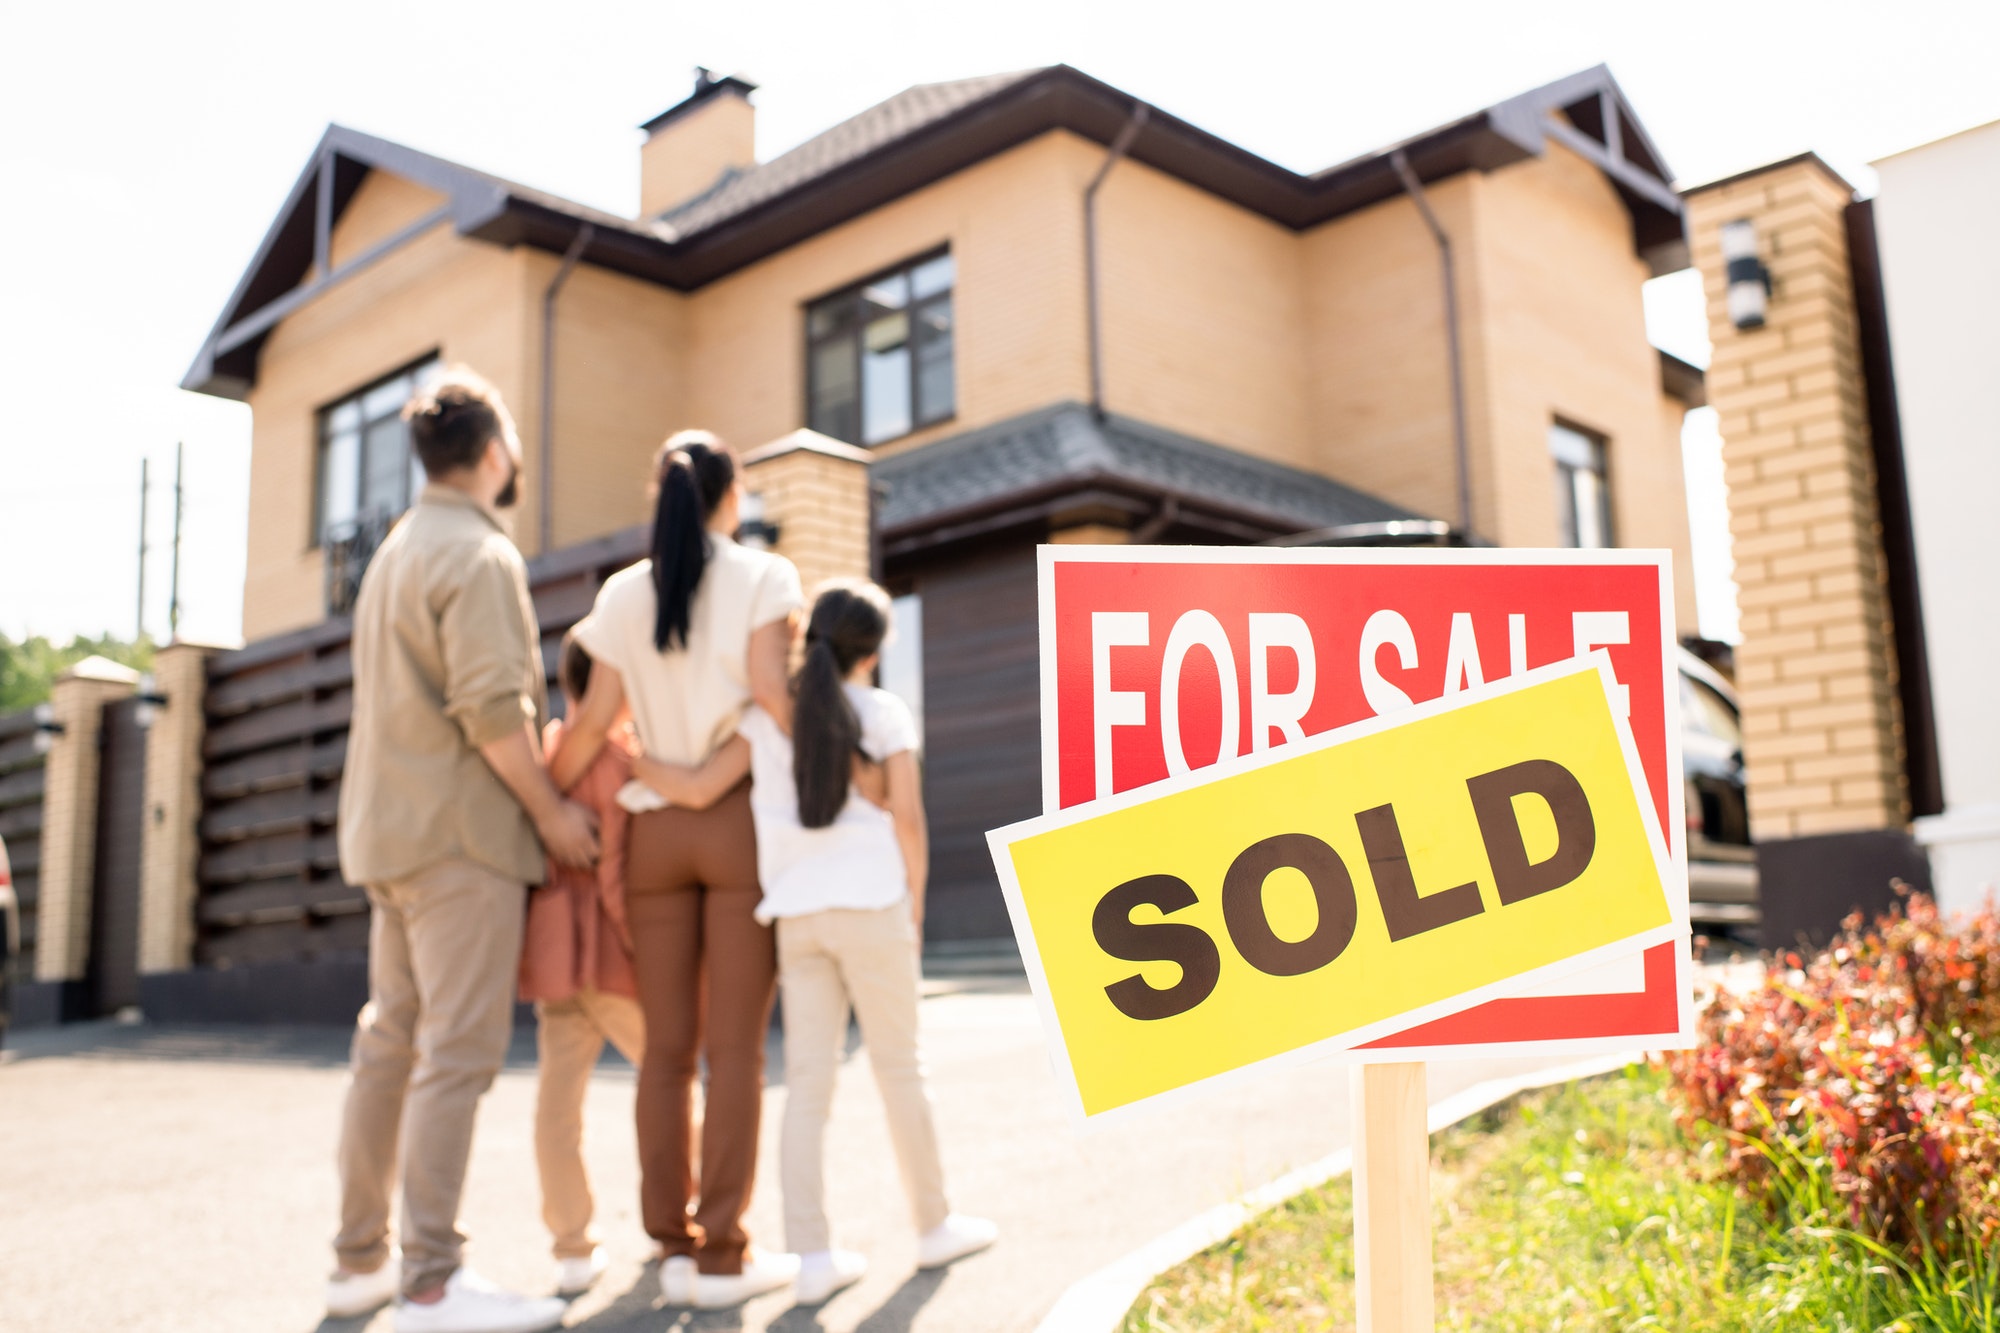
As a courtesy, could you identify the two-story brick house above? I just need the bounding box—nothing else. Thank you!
[184,63,1704,945]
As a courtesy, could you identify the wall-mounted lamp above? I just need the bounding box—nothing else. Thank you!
[1721,218,1772,331]
[31,702,65,756]
[736,491,781,552]
[134,673,169,730]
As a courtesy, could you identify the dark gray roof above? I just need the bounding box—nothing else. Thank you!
[189,64,1686,399]
[872,402,1423,536]
[659,71,1043,236]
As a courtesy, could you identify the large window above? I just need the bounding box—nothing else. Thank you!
[1550,420,1613,548]
[315,358,440,547]
[806,252,955,446]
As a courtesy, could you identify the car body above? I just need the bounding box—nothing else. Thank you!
[1678,648,1757,928]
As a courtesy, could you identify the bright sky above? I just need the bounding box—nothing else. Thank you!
[3,0,1994,648]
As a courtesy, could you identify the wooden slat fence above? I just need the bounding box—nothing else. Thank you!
[0,706,49,972]
[196,526,647,968]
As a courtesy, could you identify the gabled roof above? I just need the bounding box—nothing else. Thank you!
[872,402,1423,554]
[658,70,1041,235]
[186,64,1685,399]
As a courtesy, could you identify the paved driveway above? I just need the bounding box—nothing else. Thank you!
[0,968,1591,1332]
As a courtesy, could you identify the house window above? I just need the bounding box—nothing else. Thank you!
[807,252,955,446]
[315,357,440,547]
[1550,421,1613,548]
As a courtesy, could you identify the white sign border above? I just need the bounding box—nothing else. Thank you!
[1031,544,1693,1067]
[991,652,1685,1128]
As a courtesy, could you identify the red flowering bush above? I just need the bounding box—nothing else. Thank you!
[1665,889,2000,1253]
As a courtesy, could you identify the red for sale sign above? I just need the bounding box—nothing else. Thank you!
[1039,545,1694,1058]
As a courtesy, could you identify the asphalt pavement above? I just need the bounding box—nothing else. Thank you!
[0,964,1593,1333]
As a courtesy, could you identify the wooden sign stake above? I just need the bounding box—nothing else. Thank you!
[1352,1060,1435,1333]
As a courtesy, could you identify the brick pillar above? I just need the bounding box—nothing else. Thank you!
[1688,156,1920,941]
[34,656,139,982]
[742,429,873,594]
[138,642,218,974]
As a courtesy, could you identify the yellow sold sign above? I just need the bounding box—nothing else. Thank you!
[988,655,1679,1121]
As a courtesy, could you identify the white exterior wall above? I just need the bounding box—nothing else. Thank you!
[1873,118,2000,915]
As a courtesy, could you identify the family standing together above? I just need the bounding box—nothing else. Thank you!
[322,368,994,1333]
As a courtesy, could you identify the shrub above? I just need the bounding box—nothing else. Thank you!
[1666,889,2000,1254]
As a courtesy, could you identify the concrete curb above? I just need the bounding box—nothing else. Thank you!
[1032,1050,1646,1333]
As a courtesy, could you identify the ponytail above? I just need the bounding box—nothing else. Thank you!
[648,431,736,651]
[792,579,892,828]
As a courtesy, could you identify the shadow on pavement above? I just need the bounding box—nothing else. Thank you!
[308,1313,376,1333]
[849,1268,948,1332]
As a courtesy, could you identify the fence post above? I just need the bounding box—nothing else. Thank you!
[138,642,220,975]
[741,429,873,593]
[34,657,139,983]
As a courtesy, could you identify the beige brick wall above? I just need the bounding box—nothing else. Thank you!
[530,254,688,550]
[684,132,1092,459]
[641,93,755,218]
[742,431,873,596]
[1049,523,1130,545]
[34,660,138,982]
[328,171,447,269]
[1688,159,1905,839]
[1304,173,1480,529]
[1472,144,1698,605]
[244,223,537,639]
[1096,155,1312,468]
[239,133,1692,640]
[1298,142,1695,628]
[136,643,216,974]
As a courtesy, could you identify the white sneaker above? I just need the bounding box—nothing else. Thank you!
[392,1267,566,1333]
[657,1254,696,1305]
[326,1255,400,1318]
[916,1214,998,1269]
[794,1248,867,1305]
[555,1246,606,1297]
[691,1248,801,1309]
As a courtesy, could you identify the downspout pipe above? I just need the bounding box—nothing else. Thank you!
[539,222,596,555]
[1086,103,1151,420]
[1389,150,1474,540]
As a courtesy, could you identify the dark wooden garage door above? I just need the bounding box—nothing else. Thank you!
[90,696,147,1016]
[902,540,1043,942]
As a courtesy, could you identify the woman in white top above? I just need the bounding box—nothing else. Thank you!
[646,580,996,1306]
[551,432,802,1309]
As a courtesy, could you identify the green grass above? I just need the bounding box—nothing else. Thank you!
[1120,1066,2000,1333]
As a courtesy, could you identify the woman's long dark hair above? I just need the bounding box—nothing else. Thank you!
[649,431,737,651]
[793,579,892,829]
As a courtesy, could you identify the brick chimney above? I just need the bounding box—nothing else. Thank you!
[640,68,757,218]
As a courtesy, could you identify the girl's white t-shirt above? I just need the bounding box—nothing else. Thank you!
[740,684,918,923]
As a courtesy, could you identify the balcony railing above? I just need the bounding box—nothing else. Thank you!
[322,511,398,617]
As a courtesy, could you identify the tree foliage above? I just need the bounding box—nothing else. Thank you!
[0,634,155,713]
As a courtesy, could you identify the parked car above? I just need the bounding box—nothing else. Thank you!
[1678,648,1758,929]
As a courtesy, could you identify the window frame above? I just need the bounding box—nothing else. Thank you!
[311,353,441,549]
[1549,417,1615,550]
[803,247,956,447]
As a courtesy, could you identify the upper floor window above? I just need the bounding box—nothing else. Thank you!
[1550,420,1612,548]
[807,252,955,446]
[315,357,440,548]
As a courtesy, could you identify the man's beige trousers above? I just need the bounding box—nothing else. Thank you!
[777,904,951,1254]
[534,990,645,1259]
[334,858,525,1297]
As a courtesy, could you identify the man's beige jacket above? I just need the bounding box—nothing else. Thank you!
[338,486,548,888]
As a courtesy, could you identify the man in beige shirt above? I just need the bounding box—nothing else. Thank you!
[327,368,598,1333]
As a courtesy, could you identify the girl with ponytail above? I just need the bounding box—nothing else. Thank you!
[640,579,996,1305]
[553,429,806,1308]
